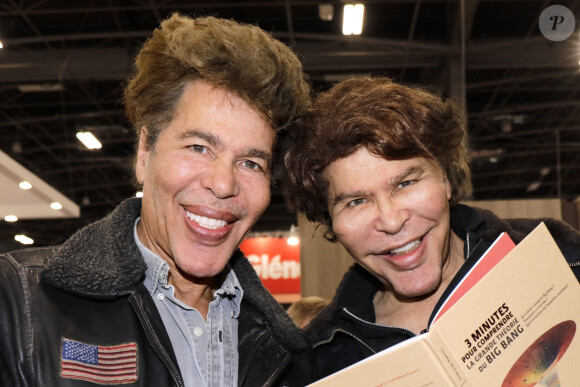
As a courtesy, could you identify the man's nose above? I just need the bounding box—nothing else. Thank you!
[201,158,240,198]
[375,197,409,235]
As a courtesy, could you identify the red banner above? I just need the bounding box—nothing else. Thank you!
[239,237,300,302]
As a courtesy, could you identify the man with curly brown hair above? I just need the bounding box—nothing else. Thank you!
[282,77,580,379]
[0,13,314,386]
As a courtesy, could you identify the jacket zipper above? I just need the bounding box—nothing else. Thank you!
[129,293,184,387]
[312,308,417,354]
[465,232,472,258]
[343,308,416,336]
[313,327,377,355]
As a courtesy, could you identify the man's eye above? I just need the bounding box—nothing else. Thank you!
[397,180,415,189]
[191,145,208,154]
[347,198,366,208]
[241,160,265,172]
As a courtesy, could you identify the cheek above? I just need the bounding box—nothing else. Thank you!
[333,212,367,247]
[406,184,449,218]
[243,177,271,217]
[152,156,198,192]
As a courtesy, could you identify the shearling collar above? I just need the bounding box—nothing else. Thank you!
[43,197,145,298]
[42,197,308,351]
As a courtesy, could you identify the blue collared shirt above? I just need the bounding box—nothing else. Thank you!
[134,219,242,387]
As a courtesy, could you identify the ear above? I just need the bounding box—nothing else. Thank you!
[135,127,150,185]
[443,173,452,201]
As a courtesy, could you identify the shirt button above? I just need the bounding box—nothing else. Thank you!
[157,293,165,301]
[231,310,234,317]
[193,327,203,337]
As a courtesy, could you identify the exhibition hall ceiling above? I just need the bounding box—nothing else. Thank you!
[1,0,579,249]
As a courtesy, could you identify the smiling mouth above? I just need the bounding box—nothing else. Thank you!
[185,210,228,229]
[388,238,422,256]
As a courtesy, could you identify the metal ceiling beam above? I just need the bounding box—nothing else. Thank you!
[1,38,575,84]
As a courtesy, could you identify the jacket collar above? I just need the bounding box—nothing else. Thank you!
[43,197,145,298]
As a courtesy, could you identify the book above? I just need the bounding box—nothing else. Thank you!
[309,223,580,386]
[431,232,516,324]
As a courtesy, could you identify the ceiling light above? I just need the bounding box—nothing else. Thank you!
[50,202,63,210]
[17,83,64,93]
[527,181,541,192]
[539,167,551,177]
[135,191,143,198]
[19,181,32,190]
[0,41,3,49]
[343,4,365,35]
[5,215,18,222]
[469,148,505,160]
[11,141,22,153]
[501,120,512,133]
[287,225,300,246]
[76,131,102,150]
[287,236,299,246]
[15,234,34,245]
[319,4,334,21]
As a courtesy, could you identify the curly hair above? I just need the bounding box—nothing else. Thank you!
[282,77,471,241]
[124,12,310,150]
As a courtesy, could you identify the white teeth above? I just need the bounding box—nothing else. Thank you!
[186,211,227,229]
[390,239,421,255]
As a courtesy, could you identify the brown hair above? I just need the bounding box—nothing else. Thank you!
[287,296,330,328]
[283,77,471,241]
[124,12,310,150]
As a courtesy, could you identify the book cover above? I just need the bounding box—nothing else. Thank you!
[309,223,580,387]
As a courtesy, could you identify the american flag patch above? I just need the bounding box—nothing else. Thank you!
[61,338,138,385]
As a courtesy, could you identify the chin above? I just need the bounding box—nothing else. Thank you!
[180,263,225,279]
[394,276,442,300]
[174,252,230,279]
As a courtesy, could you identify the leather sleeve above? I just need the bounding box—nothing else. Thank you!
[0,252,35,386]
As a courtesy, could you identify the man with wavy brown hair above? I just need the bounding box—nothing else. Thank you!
[282,77,580,379]
[0,13,314,386]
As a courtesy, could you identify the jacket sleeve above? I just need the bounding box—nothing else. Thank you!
[0,252,34,386]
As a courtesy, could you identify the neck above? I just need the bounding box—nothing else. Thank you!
[374,230,465,334]
[168,270,219,320]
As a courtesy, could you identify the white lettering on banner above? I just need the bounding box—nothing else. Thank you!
[247,254,300,280]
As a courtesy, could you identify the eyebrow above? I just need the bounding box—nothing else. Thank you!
[387,164,425,187]
[330,190,371,208]
[180,129,272,168]
[245,148,272,169]
[329,163,427,208]
[180,129,221,146]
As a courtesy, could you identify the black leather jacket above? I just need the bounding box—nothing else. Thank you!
[306,204,580,379]
[0,198,316,386]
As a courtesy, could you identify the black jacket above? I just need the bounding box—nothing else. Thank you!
[0,198,316,387]
[306,204,580,379]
